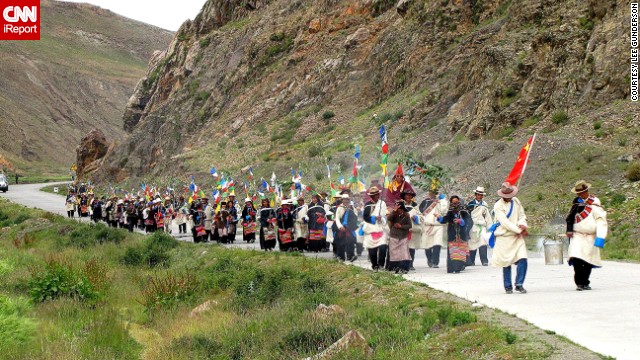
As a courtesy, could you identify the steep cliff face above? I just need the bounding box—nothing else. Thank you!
[100,0,633,181]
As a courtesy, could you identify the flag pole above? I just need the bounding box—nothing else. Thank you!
[516,133,537,189]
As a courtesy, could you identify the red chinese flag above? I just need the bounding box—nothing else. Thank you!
[505,135,535,186]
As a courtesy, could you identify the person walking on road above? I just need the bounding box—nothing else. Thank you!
[566,180,607,291]
[492,182,529,294]
[466,186,492,266]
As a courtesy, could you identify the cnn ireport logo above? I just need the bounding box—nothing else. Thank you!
[1,0,40,40]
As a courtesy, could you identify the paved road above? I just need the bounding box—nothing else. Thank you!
[2,183,639,359]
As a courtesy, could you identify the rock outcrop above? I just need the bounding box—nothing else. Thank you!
[75,130,110,179]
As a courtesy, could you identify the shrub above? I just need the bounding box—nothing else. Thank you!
[522,115,541,128]
[593,121,602,130]
[122,232,178,267]
[578,16,594,31]
[0,295,35,351]
[322,110,335,120]
[505,330,517,344]
[626,162,640,182]
[122,247,144,266]
[610,193,626,206]
[69,223,126,248]
[448,310,477,326]
[28,258,103,303]
[139,272,199,313]
[551,110,569,125]
[308,144,323,158]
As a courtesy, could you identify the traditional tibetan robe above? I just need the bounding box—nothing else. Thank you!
[306,202,327,252]
[467,199,492,251]
[276,207,295,251]
[293,204,309,240]
[362,200,388,249]
[406,202,423,250]
[203,204,215,231]
[242,205,257,243]
[491,198,528,267]
[259,206,277,250]
[567,196,606,267]
[421,198,448,249]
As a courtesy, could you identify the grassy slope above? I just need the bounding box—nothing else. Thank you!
[0,198,602,359]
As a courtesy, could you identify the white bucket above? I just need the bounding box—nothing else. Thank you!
[543,240,563,265]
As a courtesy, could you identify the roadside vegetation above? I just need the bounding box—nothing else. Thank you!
[0,198,600,359]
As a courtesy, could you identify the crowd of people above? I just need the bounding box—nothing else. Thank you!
[64,169,607,294]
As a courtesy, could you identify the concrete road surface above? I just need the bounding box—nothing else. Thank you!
[2,183,639,359]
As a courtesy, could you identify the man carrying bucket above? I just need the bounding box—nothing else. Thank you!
[565,180,607,291]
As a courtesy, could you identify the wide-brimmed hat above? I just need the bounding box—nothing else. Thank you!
[341,194,350,199]
[245,198,252,203]
[367,186,381,196]
[496,182,518,198]
[394,200,407,211]
[571,180,591,194]
[400,189,416,197]
[474,186,486,195]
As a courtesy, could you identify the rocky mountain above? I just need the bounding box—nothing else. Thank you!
[99,0,634,182]
[96,0,639,227]
[0,0,173,175]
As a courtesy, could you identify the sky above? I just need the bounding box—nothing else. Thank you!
[59,0,208,31]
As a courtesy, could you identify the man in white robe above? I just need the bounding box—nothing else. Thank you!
[466,186,492,266]
[492,182,529,294]
[566,180,607,291]
[421,194,448,268]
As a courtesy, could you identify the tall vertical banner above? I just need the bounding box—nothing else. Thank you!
[1,0,40,40]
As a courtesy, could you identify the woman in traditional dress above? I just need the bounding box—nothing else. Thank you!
[386,200,412,274]
[438,195,471,274]
[276,199,295,252]
[258,198,277,251]
[65,193,76,218]
[241,198,257,243]
[306,194,327,253]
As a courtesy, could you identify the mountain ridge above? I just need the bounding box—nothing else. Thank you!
[0,0,173,175]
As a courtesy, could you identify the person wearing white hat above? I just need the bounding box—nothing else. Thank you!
[276,198,295,251]
[421,191,448,268]
[492,182,529,294]
[241,198,257,244]
[334,194,359,261]
[565,180,607,291]
[466,186,492,266]
[202,197,213,242]
[362,186,388,271]
[293,196,309,251]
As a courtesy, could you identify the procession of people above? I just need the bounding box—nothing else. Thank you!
[63,172,608,294]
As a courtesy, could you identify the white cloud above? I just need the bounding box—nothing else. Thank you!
[59,0,208,31]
